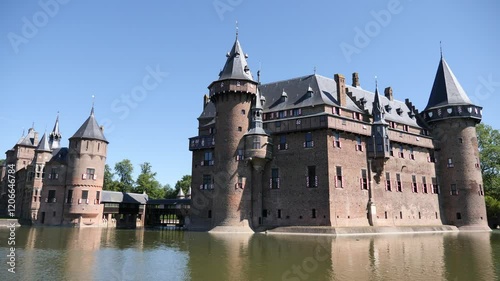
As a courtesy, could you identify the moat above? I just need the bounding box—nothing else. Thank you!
[1,227,499,281]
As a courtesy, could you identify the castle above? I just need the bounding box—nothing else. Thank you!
[188,35,489,232]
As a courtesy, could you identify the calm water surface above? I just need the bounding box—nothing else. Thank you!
[1,227,499,281]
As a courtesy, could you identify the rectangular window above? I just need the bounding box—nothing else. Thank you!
[304,132,314,148]
[410,147,415,160]
[67,190,73,204]
[428,150,436,163]
[202,175,213,190]
[253,137,261,149]
[404,125,409,132]
[203,151,214,166]
[277,209,282,219]
[386,172,392,191]
[432,177,439,194]
[333,107,340,115]
[412,175,418,193]
[360,169,368,190]
[422,176,428,193]
[236,149,244,161]
[275,121,281,128]
[293,108,302,116]
[237,176,245,189]
[49,167,58,180]
[389,143,394,157]
[86,168,95,180]
[262,209,268,218]
[479,184,484,196]
[396,173,402,192]
[208,210,212,218]
[279,135,288,150]
[82,190,89,200]
[307,166,317,188]
[475,158,480,168]
[356,136,363,151]
[95,191,100,204]
[271,168,280,189]
[451,184,458,195]
[333,131,341,148]
[336,166,343,188]
[398,144,404,158]
[48,190,56,203]
[447,158,454,168]
[279,111,286,119]
[312,209,317,219]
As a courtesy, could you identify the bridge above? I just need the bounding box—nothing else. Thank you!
[145,198,191,228]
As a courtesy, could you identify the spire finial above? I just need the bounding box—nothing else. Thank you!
[91,95,95,116]
[21,128,25,137]
[32,121,35,129]
[257,70,261,84]
[314,66,316,75]
[440,41,443,59]
[235,20,239,39]
[375,75,378,89]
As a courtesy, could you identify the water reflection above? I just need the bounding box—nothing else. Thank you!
[0,227,498,281]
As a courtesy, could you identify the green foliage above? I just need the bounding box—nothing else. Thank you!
[485,196,500,219]
[477,123,500,198]
[0,159,5,166]
[174,175,191,198]
[114,159,134,193]
[164,183,177,199]
[135,162,165,199]
[103,164,120,191]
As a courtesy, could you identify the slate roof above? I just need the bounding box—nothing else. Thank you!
[425,58,473,110]
[17,128,37,147]
[216,38,254,82]
[49,115,61,140]
[49,148,69,164]
[101,191,148,204]
[36,132,51,152]
[70,108,108,143]
[198,102,216,120]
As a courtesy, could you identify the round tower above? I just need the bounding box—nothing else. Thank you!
[207,36,257,231]
[65,106,108,226]
[422,57,489,230]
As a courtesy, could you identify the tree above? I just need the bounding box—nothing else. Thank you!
[103,164,119,191]
[135,162,165,199]
[114,159,134,193]
[477,123,500,198]
[164,183,177,199]
[174,175,191,197]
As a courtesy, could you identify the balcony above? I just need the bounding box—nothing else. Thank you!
[189,136,215,151]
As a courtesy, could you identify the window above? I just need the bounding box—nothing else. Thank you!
[352,112,361,120]
[336,166,343,188]
[208,210,212,218]
[333,107,341,115]
[475,158,480,169]
[447,158,454,168]
[201,175,213,190]
[279,111,286,119]
[271,168,280,189]
[304,132,314,148]
[456,212,462,220]
[360,169,368,190]
[66,190,73,204]
[312,209,317,219]
[238,126,242,132]
[403,125,409,132]
[396,173,402,192]
[95,191,100,204]
[85,168,95,180]
[398,144,404,158]
[277,209,282,219]
[82,190,88,200]
[236,149,244,161]
[237,176,245,189]
[279,135,288,150]
[48,190,56,203]
[385,172,392,191]
[275,121,281,128]
[203,151,214,166]
[451,184,458,195]
[49,167,58,180]
[241,109,246,115]
[333,131,341,148]
[262,209,268,218]
[412,175,418,193]
[293,108,302,116]
[409,147,415,160]
[390,122,396,129]
[479,184,484,196]
[253,137,261,149]
[356,136,363,151]
[422,176,428,193]
[428,150,436,163]
[389,143,394,157]
[307,166,317,188]
[432,177,439,194]
[36,165,43,178]
[458,138,463,143]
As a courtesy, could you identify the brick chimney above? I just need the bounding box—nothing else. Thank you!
[384,87,393,101]
[334,74,346,107]
[352,72,360,87]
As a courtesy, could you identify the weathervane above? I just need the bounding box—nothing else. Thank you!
[236,20,239,39]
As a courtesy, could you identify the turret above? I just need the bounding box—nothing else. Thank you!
[205,34,258,231]
[49,114,62,150]
[367,83,391,160]
[65,105,108,225]
[422,56,488,230]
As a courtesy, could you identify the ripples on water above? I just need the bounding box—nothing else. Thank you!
[0,227,499,281]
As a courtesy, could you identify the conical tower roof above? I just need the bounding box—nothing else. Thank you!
[372,84,387,125]
[425,58,473,110]
[36,132,51,152]
[217,38,254,82]
[50,114,61,139]
[177,188,185,199]
[70,107,108,143]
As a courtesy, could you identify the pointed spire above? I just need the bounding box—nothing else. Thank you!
[440,41,443,59]
[186,186,192,199]
[70,102,108,143]
[49,112,62,150]
[424,57,473,110]
[91,95,95,116]
[36,132,51,152]
[372,77,386,125]
[177,188,185,199]
[216,36,254,82]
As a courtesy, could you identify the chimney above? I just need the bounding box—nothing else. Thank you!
[334,74,346,107]
[352,72,360,87]
[384,87,393,101]
[203,94,209,108]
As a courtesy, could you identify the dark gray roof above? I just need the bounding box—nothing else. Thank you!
[198,102,216,119]
[49,115,61,140]
[36,133,51,152]
[101,191,148,204]
[17,128,37,147]
[259,74,362,113]
[349,86,419,127]
[147,198,191,205]
[216,38,254,82]
[70,108,108,143]
[425,58,473,110]
[49,147,69,164]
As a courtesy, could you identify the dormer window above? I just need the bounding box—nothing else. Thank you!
[281,90,288,103]
[236,81,241,87]
[244,65,249,72]
[385,104,392,112]
[396,108,403,115]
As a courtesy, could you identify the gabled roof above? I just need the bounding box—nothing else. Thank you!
[101,191,148,204]
[216,38,254,82]
[70,108,108,143]
[425,58,473,110]
[36,132,51,152]
[17,128,37,147]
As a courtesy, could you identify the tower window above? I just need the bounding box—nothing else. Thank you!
[355,136,363,151]
[333,131,341,148]
[278,135,288,150]
[432,177,439,194]
[237,176,245,189]
[451,184,458,195]
[456,212,462,220]
[86,168,96,180]
[422,176,428,193]
[238,126,242,132]
[241,109,245,115]
[307,166,317,188]
[277,209,282,219]
[201,175,213,190]
[236,149,244,161]
[312,209,317,218]
[360,169,368,190]
[412,175,418,193]
[479,184,484,196]
[409,147,415,160]
[458,138,463,143]
[396,173,402,192]
[385,172,392,191]
[203,151,214,166]
[336,166,343,188]
[208,210,212,218]
[253,138,261,149]
[447,158,454,168]
[304,132,314,148]
[67,190,73,204]
[271,168,280,189]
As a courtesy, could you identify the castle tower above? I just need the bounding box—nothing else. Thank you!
[65,106,108,226]
[31,132,52,221]
[422,57,488,230]
[207,35,258,232]
[49,114,62,150]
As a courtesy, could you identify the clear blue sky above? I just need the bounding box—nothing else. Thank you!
[1,0,499,187]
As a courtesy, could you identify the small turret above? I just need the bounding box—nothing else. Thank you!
[367,83,390,159]
[49,114,62,150]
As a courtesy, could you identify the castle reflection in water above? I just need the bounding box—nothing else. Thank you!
[3,227,498,281]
